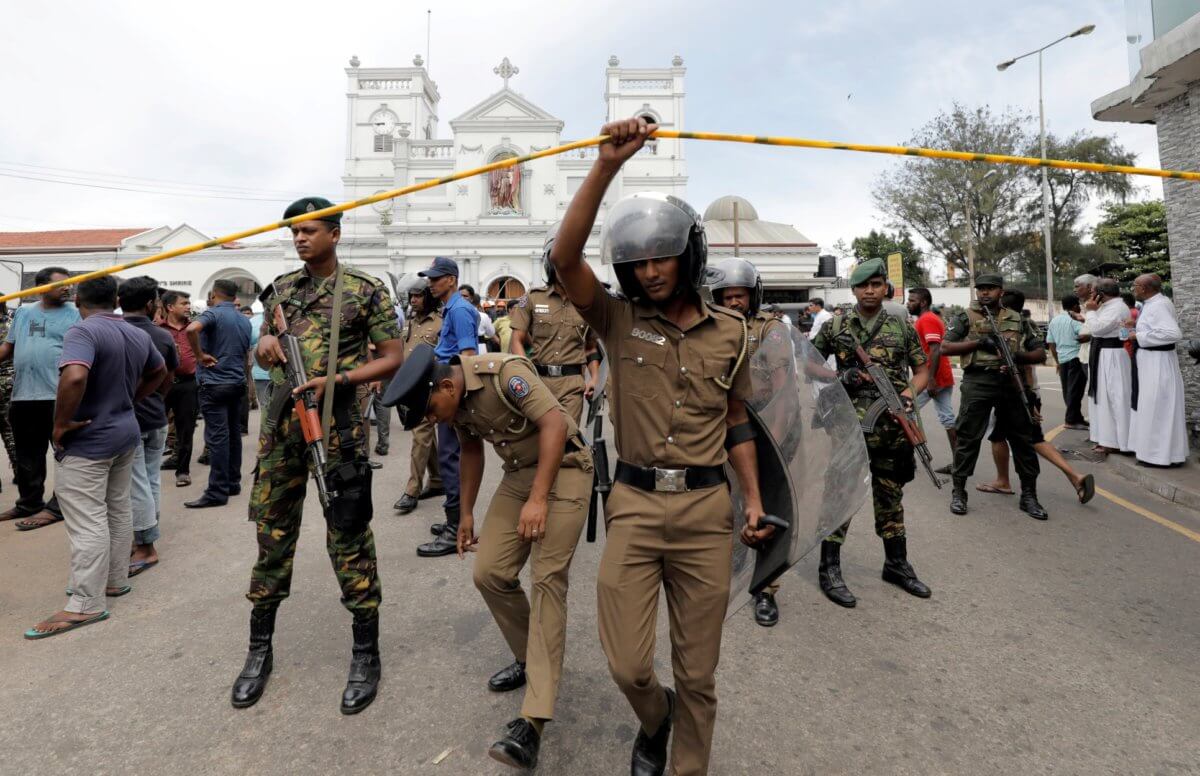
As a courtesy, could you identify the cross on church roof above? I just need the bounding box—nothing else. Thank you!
[493,57,519,88]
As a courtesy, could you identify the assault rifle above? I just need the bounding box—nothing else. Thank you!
[980,305,1034,425]
[854,345,942,490]
[273,305,334,510]
[585,379,611,543]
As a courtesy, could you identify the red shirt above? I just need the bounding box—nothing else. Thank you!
[914,311,954,389]
[161,319,197,376]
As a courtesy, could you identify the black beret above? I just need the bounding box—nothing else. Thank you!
[283,196,342,225]
[381,343,437,430]
[974,273,1004,288]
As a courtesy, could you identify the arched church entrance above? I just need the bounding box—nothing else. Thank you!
[201,268,263,308]
[487,275,526,301]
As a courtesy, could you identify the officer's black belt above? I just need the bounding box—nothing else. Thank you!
[614,460,726,493]
[1088,337,1125,401]
[1129,342,1176,410]
[173,373,196,382]
[535,363,584,377]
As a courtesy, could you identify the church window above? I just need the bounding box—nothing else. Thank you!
[374,135,394,153]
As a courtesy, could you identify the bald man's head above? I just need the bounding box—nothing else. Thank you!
[1096,278,1120,299]
[1132,273,1163,302]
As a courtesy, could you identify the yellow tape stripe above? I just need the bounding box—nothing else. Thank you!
[1097,487,1200,544]
[3,129,1198,304]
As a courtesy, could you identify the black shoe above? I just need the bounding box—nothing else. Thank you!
[197,451,210,466]
[1019,486,1049,520]
[631,688,675,776]
[489,718,541,770]
[394,494,418,514]
[367,460,383,470]
[753,591,779,627]
[418,485,445,500]
[341,616,382,715]
[160,457,179,471]
[881,536,932,598]
[934,463,952,475]
[374,444,389,456]
[185,495,227,509]
[950,479,969,515]
[228,486,241,496]
[231,607,276,708]
[488,660,527,692]
[417,526,457,557]
[428,522,445,536]
[817,541,856,608]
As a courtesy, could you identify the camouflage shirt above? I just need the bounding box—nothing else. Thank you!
[262,263,401,386]
[945,303,1038,371]
[811,306,926,418]
[0,317,11,378]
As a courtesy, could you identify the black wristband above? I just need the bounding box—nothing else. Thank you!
[586,351,603,364]
[725,421,757,450]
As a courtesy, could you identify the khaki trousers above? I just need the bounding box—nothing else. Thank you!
[597,481,733,776]
[405,418,442,498]
[542,373,585,425]
[473,464,592,720]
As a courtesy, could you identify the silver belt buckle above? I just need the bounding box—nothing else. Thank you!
[545,365,564,377]
[654,467,688,493]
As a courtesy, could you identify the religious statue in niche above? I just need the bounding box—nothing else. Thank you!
[488,154,521,214]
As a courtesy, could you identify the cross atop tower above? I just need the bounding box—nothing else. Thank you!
[493,57,519,89]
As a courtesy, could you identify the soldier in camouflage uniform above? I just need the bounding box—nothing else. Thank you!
[811,258,932,607]
[705,256,791,627]
[229,197,403,716]
[0,305,16,476]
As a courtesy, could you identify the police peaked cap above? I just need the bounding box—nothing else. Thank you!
[382,343,437,430]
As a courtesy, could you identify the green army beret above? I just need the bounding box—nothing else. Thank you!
[848,258,887,287]
[283,196,342,225]
[974,273,1004,288]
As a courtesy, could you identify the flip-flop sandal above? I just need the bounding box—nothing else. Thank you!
[15,514,64,532]
[65,586,132,597]
[975,484,1015,495]
[128,560,158,577]
[1077,474,1095,504]
[24,610,110,640]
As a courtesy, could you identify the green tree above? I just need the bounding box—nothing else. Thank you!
[849,228,929,286]
[1093,200,1170,288]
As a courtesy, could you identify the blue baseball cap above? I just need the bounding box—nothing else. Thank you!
[418,256,459,279]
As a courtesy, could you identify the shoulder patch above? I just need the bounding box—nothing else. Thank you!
[515,295,528,309]
[506,375,530,400]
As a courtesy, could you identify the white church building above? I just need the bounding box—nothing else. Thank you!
[1,55,824,306]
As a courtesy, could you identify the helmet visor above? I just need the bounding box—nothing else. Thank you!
[600,194,697,265]
[706,257,758,291]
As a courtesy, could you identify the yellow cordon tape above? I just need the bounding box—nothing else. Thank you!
[3,129,1197,305]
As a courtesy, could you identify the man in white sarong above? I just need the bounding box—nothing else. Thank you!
[1079,278,1132,454]
[1128,274,1188,467]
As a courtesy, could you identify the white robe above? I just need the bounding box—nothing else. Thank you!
[1129,294,1188,465]
[1082,297,1132,451]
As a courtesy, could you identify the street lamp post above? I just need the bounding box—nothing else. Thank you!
[997,23,1094,319]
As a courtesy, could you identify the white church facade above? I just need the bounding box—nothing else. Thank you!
[0,55,824,306]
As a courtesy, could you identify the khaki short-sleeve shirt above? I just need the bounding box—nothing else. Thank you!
[508,286,596,366]
[402,311,442,358]
[577,276,750,468]
[453,354,590,473]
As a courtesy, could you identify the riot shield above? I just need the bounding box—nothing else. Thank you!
[725,324,870,618]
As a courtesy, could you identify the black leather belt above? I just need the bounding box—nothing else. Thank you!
[535,363,584,377]
[614,461,726,493]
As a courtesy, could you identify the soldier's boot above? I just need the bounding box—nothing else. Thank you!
[488,718,541,770]
[949,477,969,515]
[1019,482,1049,521]
[817,541,857,608]
[881,536,932,598]
[231,606,276,708]
[631,687,675,776]
[340,615,382,715]
[418,507,459,557]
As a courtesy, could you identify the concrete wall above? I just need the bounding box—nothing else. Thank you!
[1156,81,1200,437]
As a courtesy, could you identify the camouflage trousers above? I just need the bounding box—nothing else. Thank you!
[0,372,15,466]
[246,403,381,621]
[827,416,915,544]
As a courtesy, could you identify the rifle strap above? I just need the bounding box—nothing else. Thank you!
[320,264,347,452]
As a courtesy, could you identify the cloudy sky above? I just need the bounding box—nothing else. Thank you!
[0,0,1162,264]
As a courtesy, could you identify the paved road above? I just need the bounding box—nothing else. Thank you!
[2,372,1199,775]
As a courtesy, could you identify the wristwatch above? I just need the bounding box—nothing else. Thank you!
[339,371,351,386]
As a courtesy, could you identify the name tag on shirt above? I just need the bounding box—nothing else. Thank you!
[534,304,551,315]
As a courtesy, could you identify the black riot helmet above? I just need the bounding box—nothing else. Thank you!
[705,256,763,316]
[600,192,708,303]
[398,274,436,313]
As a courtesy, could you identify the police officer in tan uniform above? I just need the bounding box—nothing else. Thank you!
[384,344,592,771]
[706,256,790,628]
[509,223,601,424]
[551,117,773,776]
[392,276,444,514]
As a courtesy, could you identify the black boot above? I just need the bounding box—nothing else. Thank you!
[231,606,276,708]
[817,541,856,608]
[418,508,459,557]
[881,536,931,598]
[488,660,527,692]
[1019,483,1049,520]
[488,718,541,770]
[950,477,969,515]
[340,616,382,714]
[753,591,779,627]
[631,688,675,776]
